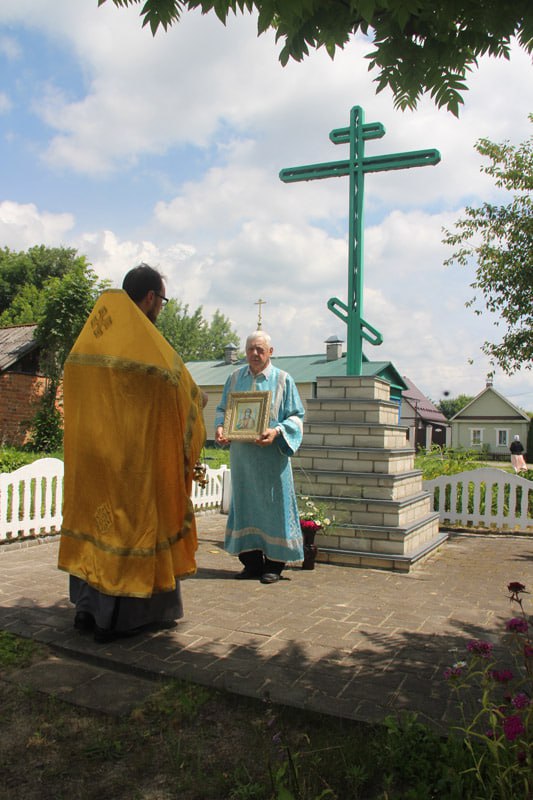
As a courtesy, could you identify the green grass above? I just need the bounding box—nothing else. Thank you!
[415,445,490,480]
[1,446,225,471]
[0,631,42,668]
[203,445,230,468]
[0,636,483,800]
[0,446,63,473]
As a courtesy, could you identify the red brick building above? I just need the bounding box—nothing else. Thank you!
[0,325,46,447]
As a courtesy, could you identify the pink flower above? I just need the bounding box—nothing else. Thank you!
[444,666,464,680]
[503,715,526,742]
[491,669,514,683]
[466,639,494,658]
[300,519,320,532]
[506,618,529,634]
[511,693,530,710]
[524,644,533,659]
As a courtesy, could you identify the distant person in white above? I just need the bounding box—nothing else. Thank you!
[510,435,527,473]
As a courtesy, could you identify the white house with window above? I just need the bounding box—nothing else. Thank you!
[450,381,530,460]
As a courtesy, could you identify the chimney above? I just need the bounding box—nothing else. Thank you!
[486,378,493,388]
[325,335,343,362]
[223,343,238,365]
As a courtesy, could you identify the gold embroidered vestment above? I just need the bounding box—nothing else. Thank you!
[58,290,206,598]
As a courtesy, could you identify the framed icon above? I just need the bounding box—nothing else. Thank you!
[223,391,272,441]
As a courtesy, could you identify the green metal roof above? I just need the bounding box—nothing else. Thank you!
[186,353,408,396]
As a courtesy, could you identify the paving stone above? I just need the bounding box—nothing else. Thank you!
[0,517,531,728]
[6,655,157,716]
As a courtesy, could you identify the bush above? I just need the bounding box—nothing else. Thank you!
[415,445,484,480]
[0,447,33,473]
[24,398,63,454]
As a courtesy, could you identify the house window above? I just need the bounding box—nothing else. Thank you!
[496,429,509,447]
[470,428,483,446]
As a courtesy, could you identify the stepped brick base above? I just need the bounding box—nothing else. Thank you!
[293,376,447,572]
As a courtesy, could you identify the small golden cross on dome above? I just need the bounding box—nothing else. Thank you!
[255,298,267,330]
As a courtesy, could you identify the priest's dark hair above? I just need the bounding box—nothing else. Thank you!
[122,263,164,302]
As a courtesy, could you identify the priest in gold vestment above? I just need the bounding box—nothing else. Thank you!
[58,264,206,643]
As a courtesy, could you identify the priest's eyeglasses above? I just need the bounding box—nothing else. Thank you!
[156,293,169,305]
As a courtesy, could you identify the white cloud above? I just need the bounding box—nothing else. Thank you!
[0,2,532,408]
[0,92,11,113]
[33,11,295,175]
[0,201,74,249]
[0,34,21,60]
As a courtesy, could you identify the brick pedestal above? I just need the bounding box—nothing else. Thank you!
[293,376,447,572]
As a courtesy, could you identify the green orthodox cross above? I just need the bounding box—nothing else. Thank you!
[280,105,441,375]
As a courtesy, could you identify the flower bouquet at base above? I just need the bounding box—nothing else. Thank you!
[297,496,334,570]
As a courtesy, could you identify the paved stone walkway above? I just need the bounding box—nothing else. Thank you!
[1,515,532,730]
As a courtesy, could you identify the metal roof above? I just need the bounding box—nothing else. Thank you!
[0,324,38,372]
[401,375,449,424]
[186,352,408,394]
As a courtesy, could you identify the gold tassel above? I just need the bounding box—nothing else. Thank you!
[193,452,208,488]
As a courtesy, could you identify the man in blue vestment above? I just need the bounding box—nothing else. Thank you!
[215,331,305,584]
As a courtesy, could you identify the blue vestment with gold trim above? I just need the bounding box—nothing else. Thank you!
[215,365,305,563]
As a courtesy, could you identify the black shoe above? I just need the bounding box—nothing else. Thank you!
[234,569,261,580]
[93,625,144,644]
[74,611,95,632]
[152,619,178,631]
[260,573,281,584]
[93,626,118,644]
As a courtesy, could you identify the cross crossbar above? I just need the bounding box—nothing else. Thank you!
[280,149,440,183]
[330,121,385,144]
[279,105,441,375]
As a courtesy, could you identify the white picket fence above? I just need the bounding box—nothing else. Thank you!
[0,458,228,543]
[0,458,64,542]
[3,461,532,542]
[423,467,533,531]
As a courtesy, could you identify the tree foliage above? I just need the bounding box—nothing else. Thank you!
[443,117,533,375]
[29,261,109,452]
[0,246,109,451]
[34,262,108,385]
[0,284,46,327]
[0,246,108,384]
[98,0,533,116]
[0,246,84,319]
[436,394,474,420]
[157,299,238,361]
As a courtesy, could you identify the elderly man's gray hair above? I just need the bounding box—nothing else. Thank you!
[246,331,272,348]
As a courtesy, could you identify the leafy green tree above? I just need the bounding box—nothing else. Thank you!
[0,245,83,317]
[98,0,533,115]
[157,299,238,361]
[0,284,46,326]
[443,118,533,375]
[202,309,240,360]
[35,261,107,385]
[436,394,474,420]
[157,299,205,360]
[26,261,109,452]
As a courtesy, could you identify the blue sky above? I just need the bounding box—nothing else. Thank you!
[1,1,532,409]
